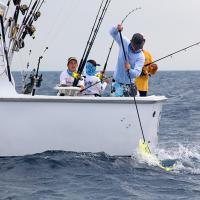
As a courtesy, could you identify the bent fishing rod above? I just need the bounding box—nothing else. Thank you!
[103,7,141,73]
[119,30,147,145]
[87,42,200,94]
[145,42,200,67]
[73,0,111,86]
[85,41,200,92]
[32,47,48,96]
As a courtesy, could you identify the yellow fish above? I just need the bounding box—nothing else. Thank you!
[138,139,174,172]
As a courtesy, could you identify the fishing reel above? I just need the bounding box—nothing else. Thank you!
[22,69,43,94]
[18,38,25,49]
[11,24,19,39]
[20,4,28,15]
[13,0,21,6]
[34,11,41,21]
[96,72,104,80]
[26,25,36,36]
[72,72,80,79]
[35,74,43,87]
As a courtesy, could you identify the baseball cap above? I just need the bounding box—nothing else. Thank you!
[131,33,145,49]
[87,59,101,67]
[67,57,78,64]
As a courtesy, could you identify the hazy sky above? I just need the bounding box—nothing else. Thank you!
[3,0,200,71]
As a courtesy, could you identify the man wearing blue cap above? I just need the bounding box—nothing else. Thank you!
[110,24,145,96]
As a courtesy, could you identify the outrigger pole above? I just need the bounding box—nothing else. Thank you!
[0,13,12,83]
[73,0,112,86]
[103,7,141,73]
[145,42,200,67]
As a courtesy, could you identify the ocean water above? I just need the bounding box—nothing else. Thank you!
[0,71,200,200]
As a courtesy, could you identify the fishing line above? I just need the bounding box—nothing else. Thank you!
[73,0,111,87]
[82,41,200,92]
[41,0,80,51]
[119,30,147,144]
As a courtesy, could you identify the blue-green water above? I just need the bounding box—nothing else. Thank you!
[0,71,199,200]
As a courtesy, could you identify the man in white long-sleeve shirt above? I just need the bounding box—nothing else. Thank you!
[110,24,145,96]
[83,60,108,96]
[60,57,84,89]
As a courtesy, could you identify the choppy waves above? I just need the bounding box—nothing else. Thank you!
[0,71,199,200]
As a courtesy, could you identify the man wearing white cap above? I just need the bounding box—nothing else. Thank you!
[60,57,84,89]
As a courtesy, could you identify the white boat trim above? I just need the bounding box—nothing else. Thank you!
[0,95,167,104]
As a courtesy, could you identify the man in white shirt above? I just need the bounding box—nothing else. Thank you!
[83,60,108,96]
[60,57,84,89]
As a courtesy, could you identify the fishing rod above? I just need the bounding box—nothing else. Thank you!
[73,0,111,86]
[8,0,21,39]
[7,0,23,53]
[22,49,32,92]
[85,0,111,55]
[20,0,33,26]
[32,47,48,96]
[119,30,147,145]
[27,0,44,26]
[103,7,141,74]
[21,0,35,26]
[26,49,32,69]
[0,14,12,83]
[78,0,104,70]
[77,0,108,73]
[3,0,12,21]
[15,0,41,50]
[82,0,111,66]
[145,42,200,67]
[18,0,42,47]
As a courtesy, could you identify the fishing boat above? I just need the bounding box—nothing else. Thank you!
[0,0,167,156]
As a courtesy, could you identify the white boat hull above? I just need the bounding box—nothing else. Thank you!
[0,95,166,156]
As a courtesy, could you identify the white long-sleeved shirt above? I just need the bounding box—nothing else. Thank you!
[60,70,84,87]
[84,75,107,95]
[110,27,145,84]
